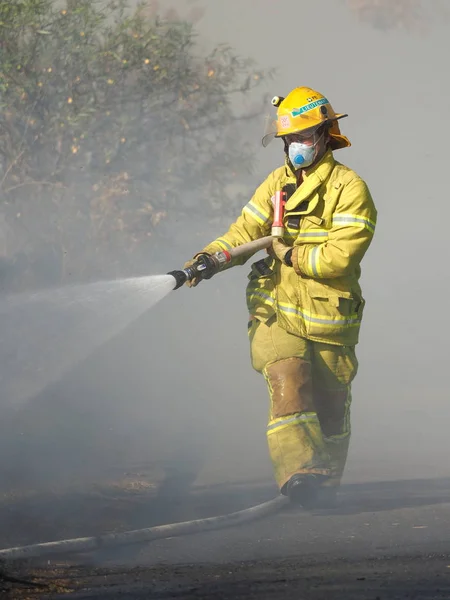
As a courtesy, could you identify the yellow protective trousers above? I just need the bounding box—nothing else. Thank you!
[248,315,358,493]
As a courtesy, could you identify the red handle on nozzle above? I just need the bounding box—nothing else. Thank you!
[271,191,286,237]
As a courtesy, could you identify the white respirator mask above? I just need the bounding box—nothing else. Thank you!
[288,132,324,170]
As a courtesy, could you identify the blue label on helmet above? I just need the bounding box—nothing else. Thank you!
[291,98,328,117]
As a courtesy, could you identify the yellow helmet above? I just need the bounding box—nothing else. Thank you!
[262,86,351,150]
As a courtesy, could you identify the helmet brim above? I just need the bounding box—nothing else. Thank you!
[262,113,349,148]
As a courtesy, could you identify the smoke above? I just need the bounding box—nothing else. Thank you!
[1,0,449,556]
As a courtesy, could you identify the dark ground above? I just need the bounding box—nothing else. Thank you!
[2,475,450,599]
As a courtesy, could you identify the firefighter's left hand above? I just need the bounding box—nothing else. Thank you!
[183,252,218,287]
[183,258,201,287]
[269,238,293,266]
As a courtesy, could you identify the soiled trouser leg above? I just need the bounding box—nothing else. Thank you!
[264,358,331,492]
[249,317,330,493]
[312,344,359,490]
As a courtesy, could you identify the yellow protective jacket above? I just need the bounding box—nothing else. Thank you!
[199,149,377,347]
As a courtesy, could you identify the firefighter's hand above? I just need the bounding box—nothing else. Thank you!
[183,253,218,287]
[183,257,201,287]
[196,253,219,280]
[269,238,293,266]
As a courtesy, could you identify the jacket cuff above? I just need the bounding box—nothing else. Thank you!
[291,246,303,276]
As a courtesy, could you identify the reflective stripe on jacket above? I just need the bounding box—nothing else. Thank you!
[200,150,377,346]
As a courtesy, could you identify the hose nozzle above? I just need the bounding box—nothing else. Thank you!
[167,269,189,290]
[167,251,231,290]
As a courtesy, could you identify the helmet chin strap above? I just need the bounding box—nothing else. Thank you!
[310,133,326,166]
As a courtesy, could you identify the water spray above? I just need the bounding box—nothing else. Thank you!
[168,191,286,289]
[0,193,286,407]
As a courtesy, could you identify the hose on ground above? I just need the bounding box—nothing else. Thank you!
[0,495,288,562]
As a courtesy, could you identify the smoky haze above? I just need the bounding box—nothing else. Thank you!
[0,0,449,551]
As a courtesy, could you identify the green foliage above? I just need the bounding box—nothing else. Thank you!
[0,0,269,284]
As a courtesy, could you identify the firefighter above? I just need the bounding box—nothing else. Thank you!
[184,87,377,507]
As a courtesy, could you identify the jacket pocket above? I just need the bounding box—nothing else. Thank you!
[302,280,363,343]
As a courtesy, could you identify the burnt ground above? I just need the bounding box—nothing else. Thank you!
[2,474,450,599]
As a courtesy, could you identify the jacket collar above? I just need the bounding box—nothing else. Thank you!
[285,149,336,211]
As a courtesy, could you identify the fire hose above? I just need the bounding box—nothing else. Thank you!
[168,190,287,289]
[0,496,288,561]
[0,193,290,563]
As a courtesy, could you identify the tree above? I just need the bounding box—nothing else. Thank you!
[0,0,269,287]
